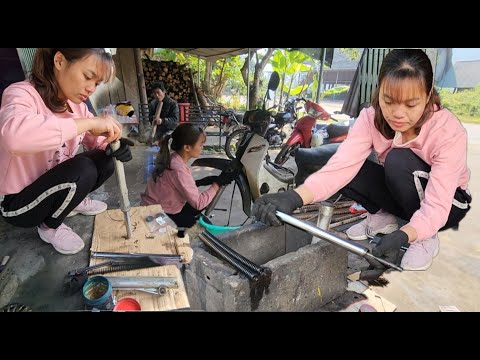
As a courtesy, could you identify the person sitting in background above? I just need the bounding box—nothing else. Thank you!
[141,123,234,228]
[148,81,179,143]
[0,48,134,255]
[251,49,471,279]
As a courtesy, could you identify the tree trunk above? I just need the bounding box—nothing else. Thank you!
[203,60,213,96]
[247,48,275,109]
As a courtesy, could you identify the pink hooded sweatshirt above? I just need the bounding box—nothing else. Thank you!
[303,106,470,241]
[141,152,217,214]
[0,81,107,195]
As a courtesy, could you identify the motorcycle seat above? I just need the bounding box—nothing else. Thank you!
[326,123,350,138]
[263,161,295,184]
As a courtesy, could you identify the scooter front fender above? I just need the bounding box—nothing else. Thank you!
[286,129,304,146]
[192,157,231,171]
[191,157,252,217]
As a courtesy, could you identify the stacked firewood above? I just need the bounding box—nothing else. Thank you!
[142,58,192,103]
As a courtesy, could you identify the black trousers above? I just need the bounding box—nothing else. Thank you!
[0,150,114,229]
[340,148,471,231]
[166,202,203,228]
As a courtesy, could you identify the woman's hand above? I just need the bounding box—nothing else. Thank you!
[75,115,122,143]
[89,115,123,143]
[155,118,163,125]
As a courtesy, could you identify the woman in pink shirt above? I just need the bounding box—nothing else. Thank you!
[141,123,234,228]
[0,48,134,255]
[252,49,472,277]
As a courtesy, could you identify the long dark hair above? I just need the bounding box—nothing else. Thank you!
[152,123,206,182]
[30,48,115,113]
[371,49,441,139]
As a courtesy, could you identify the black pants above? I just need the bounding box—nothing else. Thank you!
[166,203,202,228]
[0,150,114,229]
[340,148,471,231]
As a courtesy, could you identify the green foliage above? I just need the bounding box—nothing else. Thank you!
[321,86,350,100]
[340,48,361,61]
[439,87,480,119]
[271,49,315,102]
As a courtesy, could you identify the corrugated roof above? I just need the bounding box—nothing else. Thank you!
[168,48,261,60]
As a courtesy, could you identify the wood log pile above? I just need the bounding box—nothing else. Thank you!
[142,58,192,103]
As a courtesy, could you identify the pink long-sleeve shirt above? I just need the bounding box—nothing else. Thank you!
[303,106,470,241]
[0,81,107,195]
[141,152,217,214]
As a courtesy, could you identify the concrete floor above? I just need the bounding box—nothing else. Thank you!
[1,114,479,312]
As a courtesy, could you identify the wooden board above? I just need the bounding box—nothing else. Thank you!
[90,205,192,311]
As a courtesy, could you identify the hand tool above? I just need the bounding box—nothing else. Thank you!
[110,140,133,238]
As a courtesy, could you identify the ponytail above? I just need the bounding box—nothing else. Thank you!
[151,123,205,182]
[152,134,172,183]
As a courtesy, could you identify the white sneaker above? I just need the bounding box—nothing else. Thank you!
[346,210,398,241]
[401,234,439,271]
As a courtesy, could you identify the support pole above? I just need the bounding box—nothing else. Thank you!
[246,48,251,110]
[315,48,326,103]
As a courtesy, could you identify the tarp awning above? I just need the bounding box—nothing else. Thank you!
[167,48,260,60]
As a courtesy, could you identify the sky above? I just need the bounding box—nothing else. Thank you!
[452,48,480,63]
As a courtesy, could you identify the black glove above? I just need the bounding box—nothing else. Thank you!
[360,230,409,281]
[105,138,134,162]
[214,170,235,187]
[195,176,218,187]
[252,190,303,226]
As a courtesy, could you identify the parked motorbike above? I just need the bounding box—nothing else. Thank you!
[224,98,298,159]
[294,102,372,185]
[274,99,350,165]
[192,71,296,218]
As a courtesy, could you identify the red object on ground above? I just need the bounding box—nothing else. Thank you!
[113,298,141,311]
[178,103,190,122]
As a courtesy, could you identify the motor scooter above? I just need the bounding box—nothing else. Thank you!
[224,99,297,159]
[274,99,350,165]
[192,71,296,218]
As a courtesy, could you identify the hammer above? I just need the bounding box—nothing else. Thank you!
[110,140,133,238]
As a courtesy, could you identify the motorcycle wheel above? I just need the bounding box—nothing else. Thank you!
[225,128,248,159]
[274,142,300,165]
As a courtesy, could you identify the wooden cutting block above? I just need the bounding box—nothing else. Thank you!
[90,204,192,311]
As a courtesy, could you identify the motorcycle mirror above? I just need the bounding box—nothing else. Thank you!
[267,71,280,91]
[267,89,275,100]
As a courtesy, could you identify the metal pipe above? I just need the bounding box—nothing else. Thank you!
[202,231,262,274]
[110,140,132,238]
[275,211,402,272]
[105,276,178,289]
[205,185,226,216]
[92,252,182,261]
[312,201,334,244]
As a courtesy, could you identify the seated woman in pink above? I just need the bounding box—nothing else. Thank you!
[141,123,233,228]
[0,48,134,255]
[252,49,471,278]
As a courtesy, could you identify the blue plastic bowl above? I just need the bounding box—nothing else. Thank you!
[198,216,240,235]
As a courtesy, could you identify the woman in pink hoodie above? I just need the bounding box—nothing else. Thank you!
[141,123,234,228]
[252,49,472,277]
[0,48,134,255]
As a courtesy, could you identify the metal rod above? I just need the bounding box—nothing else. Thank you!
[205,185,226,216]
[275,211,402,272]
[105,276,178,289]
[92,252,182,261]
[110,140,132,238]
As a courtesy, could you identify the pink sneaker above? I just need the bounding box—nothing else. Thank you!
[401,234,439,271]
[37,223,85,255]
[346,210,399,241]
[67,197,107,217]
